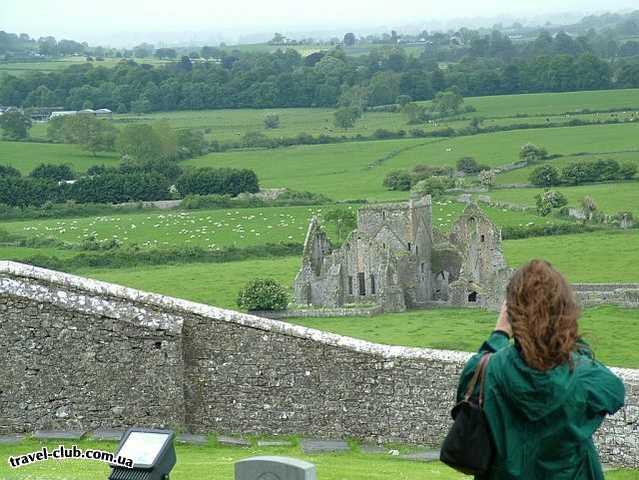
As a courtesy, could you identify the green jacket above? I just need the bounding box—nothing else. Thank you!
[456,331,625,480]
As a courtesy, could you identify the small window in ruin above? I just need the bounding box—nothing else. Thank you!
[346,243,350,250]
[358,272,366,296]
[408,242,412,252]
[437,271,445,280]
[468,291,478,303]
[415,245,419,255]
[420,262,425,273]
[382,242,386,249]
[348,276,353,295]
[481,234,485,243]
[370,274,376,294]
[382,211,386,219]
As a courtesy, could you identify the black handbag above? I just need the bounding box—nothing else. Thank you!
[440,353,495,476]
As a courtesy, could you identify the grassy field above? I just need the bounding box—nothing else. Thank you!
[61,229,639,308]
[0,140,118,174]
[0,201,571,250]
[503,230,639,283]
[488,182,639,216]
[0,56,169,77]
[461,88,639,117]
[183,123,639,200]
[2,439,634,480]
[18,88,639,144]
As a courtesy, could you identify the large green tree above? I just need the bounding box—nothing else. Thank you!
[0,110,32,140]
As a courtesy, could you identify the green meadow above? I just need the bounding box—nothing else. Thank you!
[0,56,169,77]
[488,182,639,216]
[183,123,639,200]
[0,201,570,250]
[0,140,118,174]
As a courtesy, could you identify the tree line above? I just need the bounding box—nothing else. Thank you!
[2,42,639,113]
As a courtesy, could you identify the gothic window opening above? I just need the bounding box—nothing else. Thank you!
[348,276,353,295]
[481,234,485,243]
[468,291,478,303]
[358,272,366,296]
[408,242,412,252]
[370,274,376,294]
[415,245,419,255]
[420,262,425,273]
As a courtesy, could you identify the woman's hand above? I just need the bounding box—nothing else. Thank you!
[495,301,513,338]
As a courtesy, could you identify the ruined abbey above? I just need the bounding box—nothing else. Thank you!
[293,195,513,312]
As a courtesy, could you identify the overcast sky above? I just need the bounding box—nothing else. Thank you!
[1,0,637,46]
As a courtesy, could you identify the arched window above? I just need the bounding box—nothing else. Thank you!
[468,291,478,303]
[370,274,376,294]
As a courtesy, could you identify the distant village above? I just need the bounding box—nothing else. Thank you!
[0,105,113,122]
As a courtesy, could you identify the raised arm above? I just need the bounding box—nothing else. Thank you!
[456,302,512,402]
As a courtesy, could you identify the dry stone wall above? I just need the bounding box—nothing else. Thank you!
[0,262,637,467]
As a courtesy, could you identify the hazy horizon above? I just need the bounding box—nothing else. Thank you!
[1,0,638,47]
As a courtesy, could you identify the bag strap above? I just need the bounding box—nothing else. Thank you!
[464,353,492,405]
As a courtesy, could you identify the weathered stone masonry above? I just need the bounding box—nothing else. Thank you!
[0,261,637,467]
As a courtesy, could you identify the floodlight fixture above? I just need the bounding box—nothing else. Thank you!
[109,428,176,480]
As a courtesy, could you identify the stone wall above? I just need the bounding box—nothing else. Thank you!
[0,262,637,467]
[573,283,639,308]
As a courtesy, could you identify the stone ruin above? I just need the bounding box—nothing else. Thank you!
[293,195,513,312]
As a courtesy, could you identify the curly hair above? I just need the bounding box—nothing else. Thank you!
[506,259,581,371]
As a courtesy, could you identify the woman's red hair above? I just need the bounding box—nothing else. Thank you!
[506,259,581,371]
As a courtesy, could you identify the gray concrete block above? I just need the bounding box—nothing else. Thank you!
[235,456,316,480]
[33,430,85,440]
[399,450,440,462]
[257,440,294,447]
[90,429,124,441]
[177,433,208,445]
[218,435,251,447]
[300,439,349,454]
[0,434,24,445]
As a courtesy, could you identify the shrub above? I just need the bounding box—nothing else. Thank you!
[70,172,170,203]
[237,278,289,311]
[535,190,567,216]
[561,162,596,185]
[478,169,496,188]
[0,165,21,178]
[456,157,480,174]
[519,143,548,164]
[30,163,75,181]
[411,176,454,198]
[263,114,280,129]
[619,162,638,180]
[176,167,259,196]
[529,164,561,187]
[383,170,412,191]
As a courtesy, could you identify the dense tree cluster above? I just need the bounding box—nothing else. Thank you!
[176,168,259,196]
[529,159,637,186]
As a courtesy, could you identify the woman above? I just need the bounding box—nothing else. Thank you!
[457,259,625,479]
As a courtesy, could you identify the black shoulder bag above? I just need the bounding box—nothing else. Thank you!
[440,353,495,476]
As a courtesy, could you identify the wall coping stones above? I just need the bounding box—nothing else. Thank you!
[0,261,471,363]
[33,430,86,440]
